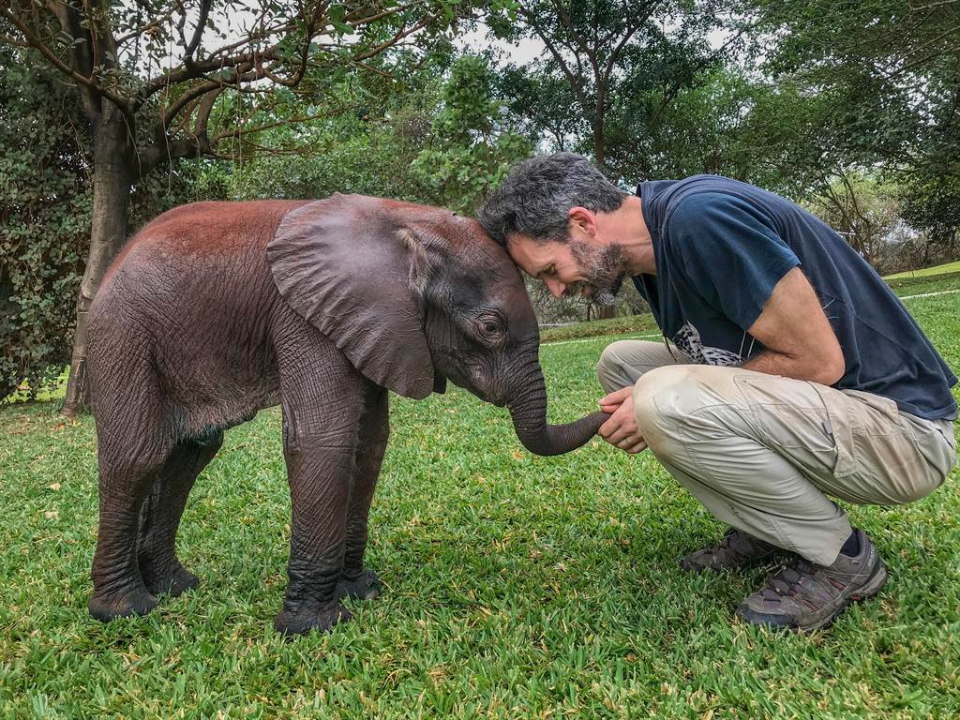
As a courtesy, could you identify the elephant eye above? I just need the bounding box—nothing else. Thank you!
[476,314,505,340]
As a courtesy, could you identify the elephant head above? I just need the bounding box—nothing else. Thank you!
[267,194,605,456]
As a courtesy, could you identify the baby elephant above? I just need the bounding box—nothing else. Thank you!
[86,194,604,635]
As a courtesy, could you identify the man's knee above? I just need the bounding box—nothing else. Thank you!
[633,366,695,433]
[633,365,736,454]
[596,340,641,391]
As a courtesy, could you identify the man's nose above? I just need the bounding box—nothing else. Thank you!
[545,277,566,298]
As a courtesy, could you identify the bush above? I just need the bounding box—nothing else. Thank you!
[0,49,229,401]
[0,54,91,401]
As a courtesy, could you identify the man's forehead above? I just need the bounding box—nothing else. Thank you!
[506,233,553,276]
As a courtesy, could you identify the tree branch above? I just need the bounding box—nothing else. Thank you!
[0,32,29,47]
[345,1,419,27]
[352,15,432,61]
[550,0,595,66]
[190,84,228,153]
[0,5,133,122]
[184,0,212,60]
[211,104,362,144]
[116,8,178,47]
[519,7,590,109]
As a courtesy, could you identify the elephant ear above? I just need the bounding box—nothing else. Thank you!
[267,195,435,399]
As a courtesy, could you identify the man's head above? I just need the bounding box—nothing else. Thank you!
[479,153,631,305]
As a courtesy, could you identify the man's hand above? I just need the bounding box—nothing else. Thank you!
[598,386,648,454]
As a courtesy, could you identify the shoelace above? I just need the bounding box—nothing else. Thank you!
[767,561,815,597]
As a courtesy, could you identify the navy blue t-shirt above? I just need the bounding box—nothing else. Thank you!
[634,175,957,421]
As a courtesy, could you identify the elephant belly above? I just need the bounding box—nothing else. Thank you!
[171,382,281,441]
[160,348,282,441]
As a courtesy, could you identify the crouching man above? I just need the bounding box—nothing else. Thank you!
[479,153,957,631]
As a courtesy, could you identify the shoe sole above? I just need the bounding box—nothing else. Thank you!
[680,550,788,573]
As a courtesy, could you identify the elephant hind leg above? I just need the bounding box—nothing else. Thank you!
[89,435,174,622]
[88,351,183,622]
[137,431,223,597]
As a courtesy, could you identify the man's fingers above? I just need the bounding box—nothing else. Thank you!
[599,386,633,406]
[606,425,635,446]
[600,409,632,441]
[598,416,617,438]
[602,416,643,447]
[625,440,647,454]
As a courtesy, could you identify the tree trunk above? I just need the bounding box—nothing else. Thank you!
[62,105,134,417]
[592,119,606,171]
[593,83,607,172]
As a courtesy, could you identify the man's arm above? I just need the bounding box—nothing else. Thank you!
[740,266,845,385]
[598,267,844,452]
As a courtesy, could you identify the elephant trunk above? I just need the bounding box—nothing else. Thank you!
[507,360,606,457]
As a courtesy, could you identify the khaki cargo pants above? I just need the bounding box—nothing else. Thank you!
[598,340,958,565]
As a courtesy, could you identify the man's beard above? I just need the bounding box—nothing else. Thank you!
[568,241,627,306]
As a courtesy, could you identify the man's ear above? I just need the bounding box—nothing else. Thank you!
[568,206,597,238]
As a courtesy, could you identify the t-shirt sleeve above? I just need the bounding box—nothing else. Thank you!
[665,192,800,331]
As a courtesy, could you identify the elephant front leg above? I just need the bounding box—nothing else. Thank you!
[336,384,389,602]
[274,412,358,637]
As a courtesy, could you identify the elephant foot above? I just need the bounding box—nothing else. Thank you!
[274,601,352,637]
[89,585,158,623]
[141,561,199,598]
[335,569,382,601]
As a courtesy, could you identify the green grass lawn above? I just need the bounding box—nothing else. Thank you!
[540,314,660,344]
[884,260,960,280]
[2,289,959,718]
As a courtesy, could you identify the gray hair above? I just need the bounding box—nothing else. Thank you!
[479,153,628,246]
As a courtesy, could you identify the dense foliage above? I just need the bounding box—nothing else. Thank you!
[0,53,89,401]
[0,48,227,400]
[744,0,960,265]
[233,54,531,215]
[491,0,725,175]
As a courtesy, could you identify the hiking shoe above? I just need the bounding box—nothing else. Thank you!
[735,529,887,632]
[680,527,783,572]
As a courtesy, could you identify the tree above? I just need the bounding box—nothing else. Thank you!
[410,54,532,212]
[0,43,230,401]
[490,0,728,174]
[0,0,460,415]
[232,51,531,212]
[807,172,903,270]
[746,0,960,259]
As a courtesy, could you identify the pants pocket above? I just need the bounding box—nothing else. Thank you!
[734,375,838,477]
[816,388,945,505]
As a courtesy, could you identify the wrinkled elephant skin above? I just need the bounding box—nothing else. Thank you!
[86,194,605,635]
